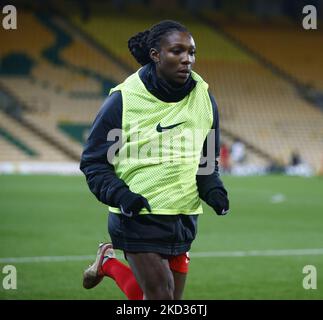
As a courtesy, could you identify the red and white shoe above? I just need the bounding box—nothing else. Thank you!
[83,243,115,289]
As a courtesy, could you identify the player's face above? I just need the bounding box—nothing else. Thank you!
[152,31,196,86]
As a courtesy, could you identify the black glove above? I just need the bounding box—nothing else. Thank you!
[119,190,151,217]
[207,188,229,216]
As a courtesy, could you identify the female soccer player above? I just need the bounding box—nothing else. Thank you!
[80,20,229,300]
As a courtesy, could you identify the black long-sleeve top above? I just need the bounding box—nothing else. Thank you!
[80,63,226,209]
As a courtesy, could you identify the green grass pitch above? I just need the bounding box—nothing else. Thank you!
[0,174,322,299]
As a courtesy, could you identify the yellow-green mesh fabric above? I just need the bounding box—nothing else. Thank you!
[109,70,213,215]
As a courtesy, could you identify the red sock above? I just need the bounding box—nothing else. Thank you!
[101,258,143,300]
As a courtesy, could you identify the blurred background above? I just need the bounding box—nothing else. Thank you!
[1,0,323,175]
[0,0,323,300]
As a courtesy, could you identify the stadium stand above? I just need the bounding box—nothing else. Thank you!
[0,135,32,162]
[0,126,37,160]
[0,111,70,161]
[68,9,323,171]
[0,12,54,61]
[1,5,322,173]
[199,15,323,171]
[55,17,129,83]
[0,10,128,165]
[189,25,321,171]
[70,14,151,70]
[220,21,323,90]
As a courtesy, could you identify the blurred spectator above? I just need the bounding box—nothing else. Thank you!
[231,138,246,164]
[285,150,313,177]
[219,142,231,173]
[289,150,302,166]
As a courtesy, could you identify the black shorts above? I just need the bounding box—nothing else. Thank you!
[107,213,198,256]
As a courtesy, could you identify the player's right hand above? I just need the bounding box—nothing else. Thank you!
[119,191,151,217]
[208,188,230,216]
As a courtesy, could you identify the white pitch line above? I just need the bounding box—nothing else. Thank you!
[191,248,323,258]
[0,255,96,264]
[1,248,323,264]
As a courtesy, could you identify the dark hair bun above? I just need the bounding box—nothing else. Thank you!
[128,30,151,66]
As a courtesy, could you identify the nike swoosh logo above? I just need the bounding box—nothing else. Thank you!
[156,121,186,132]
